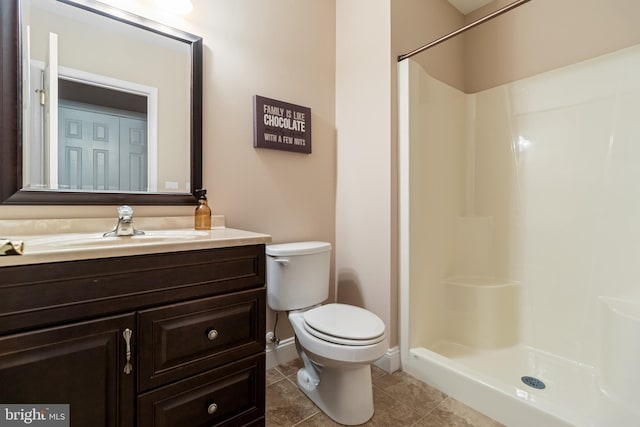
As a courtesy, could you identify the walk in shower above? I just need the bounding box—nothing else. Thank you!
[398,1,640,426]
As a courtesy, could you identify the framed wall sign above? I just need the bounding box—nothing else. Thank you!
[253,95,312,154]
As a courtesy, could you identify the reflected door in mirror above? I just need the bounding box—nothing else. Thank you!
[58,102,148,192]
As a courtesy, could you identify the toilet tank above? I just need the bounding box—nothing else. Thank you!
[266,241,331,311]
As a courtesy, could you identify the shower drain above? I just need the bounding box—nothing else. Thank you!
[521,376,546,389]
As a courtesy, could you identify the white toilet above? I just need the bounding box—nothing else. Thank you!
[266,241,388,425]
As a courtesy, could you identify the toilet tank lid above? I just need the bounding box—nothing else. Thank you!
[266,241,331,256]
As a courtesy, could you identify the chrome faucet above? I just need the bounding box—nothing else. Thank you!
[104,205,145,237]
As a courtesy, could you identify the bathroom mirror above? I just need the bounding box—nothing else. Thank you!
[0,0,202,205]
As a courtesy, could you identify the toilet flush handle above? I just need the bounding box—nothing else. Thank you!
[274,258,289,266]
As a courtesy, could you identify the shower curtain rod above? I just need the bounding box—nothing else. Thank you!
[397,0,532,62]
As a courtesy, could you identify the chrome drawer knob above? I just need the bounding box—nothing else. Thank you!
[207,329,219,341]
[207,403,218,415]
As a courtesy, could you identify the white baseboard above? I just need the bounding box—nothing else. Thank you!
[265,337,298,370]
[374,346,401,373]
[266,339,401,374]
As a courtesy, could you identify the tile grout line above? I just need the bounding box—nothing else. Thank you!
[289,410,322,427]
[284,373,300,387]
[270,365,322,427]
[409,396,454,426]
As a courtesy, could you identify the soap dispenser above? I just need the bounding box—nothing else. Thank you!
[194,188,211,230]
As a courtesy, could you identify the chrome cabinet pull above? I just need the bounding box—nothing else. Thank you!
[207,403,218,415]
[123,328,133,374]
[207,329,218,341]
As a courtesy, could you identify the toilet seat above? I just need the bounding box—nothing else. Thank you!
[303,303,386,346]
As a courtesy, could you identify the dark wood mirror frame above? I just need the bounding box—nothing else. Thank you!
[0,0,202,205]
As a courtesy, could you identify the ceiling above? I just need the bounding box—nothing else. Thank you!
[447,0,495,15]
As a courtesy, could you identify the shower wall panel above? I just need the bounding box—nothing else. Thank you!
[507,44,640,365]
[407,60,466,347]
[409,44,640,367]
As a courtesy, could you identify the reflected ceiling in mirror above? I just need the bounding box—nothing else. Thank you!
[0,0,202,205]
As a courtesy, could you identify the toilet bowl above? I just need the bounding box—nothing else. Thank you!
[288,305,388,425]
[266,242,388,425]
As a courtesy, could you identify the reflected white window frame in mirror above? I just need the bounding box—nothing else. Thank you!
[0,0,203,205]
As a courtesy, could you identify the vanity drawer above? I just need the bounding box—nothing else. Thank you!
[0,244,265,336]
[137,353,265,427]
[138,288,265,391]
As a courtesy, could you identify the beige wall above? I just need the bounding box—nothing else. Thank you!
[193,0,336,340]
[394,0,640,94]
[465,0,640,93]
[392,0,465,91]
[3,0,337,240]
[1,0,336,340]
[335,0,393,343]
[333,0,465,350]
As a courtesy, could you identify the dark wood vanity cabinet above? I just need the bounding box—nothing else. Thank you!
[0,244,266,427]
[0,313,136,427]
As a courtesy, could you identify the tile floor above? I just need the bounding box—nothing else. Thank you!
[266,359,504,427]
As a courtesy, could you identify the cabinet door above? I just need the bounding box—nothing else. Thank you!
[0,314,135,427]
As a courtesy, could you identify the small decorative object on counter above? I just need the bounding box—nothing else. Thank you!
[194,188,212,230]
[0,239,24,256]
